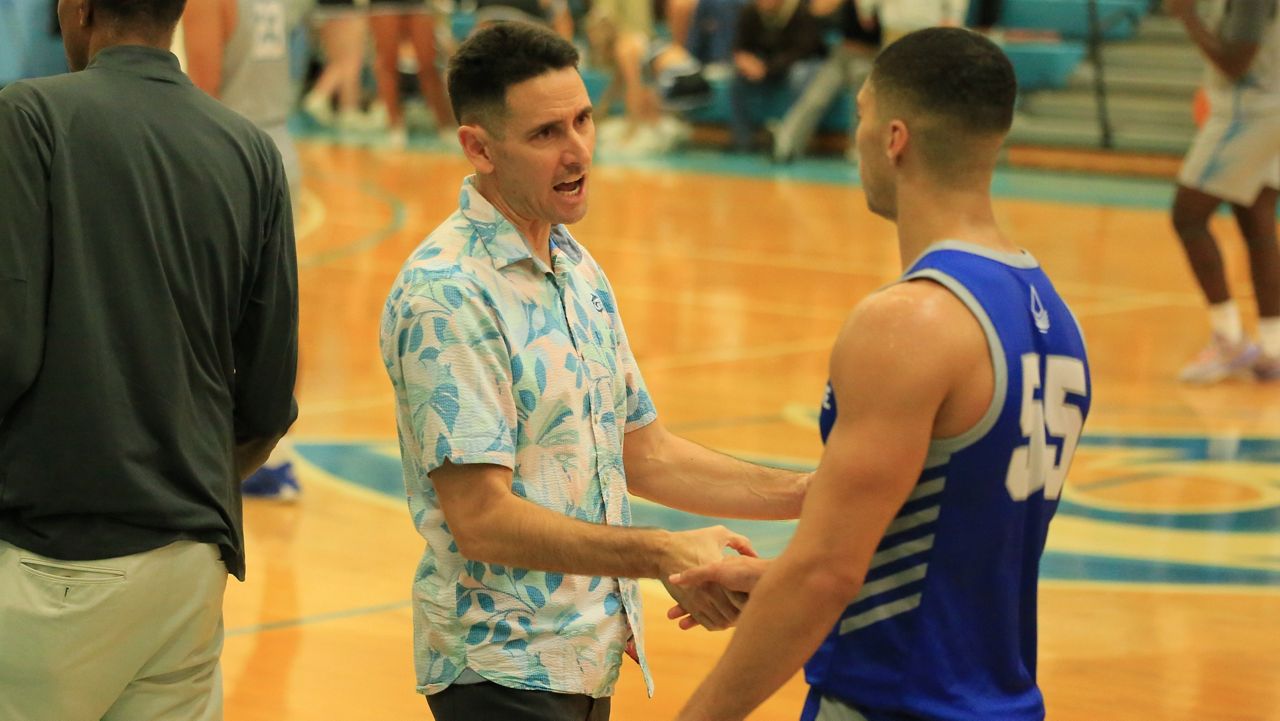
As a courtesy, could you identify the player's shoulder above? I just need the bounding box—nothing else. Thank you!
[834,281,986,383]
[850,280,975,337]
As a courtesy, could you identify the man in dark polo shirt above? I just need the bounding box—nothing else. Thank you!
[0,0,298,717]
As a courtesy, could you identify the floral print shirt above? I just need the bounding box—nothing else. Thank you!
[380,176,657,698]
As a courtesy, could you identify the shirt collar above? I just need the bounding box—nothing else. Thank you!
[86,45,190,85]
[457,175,585,270]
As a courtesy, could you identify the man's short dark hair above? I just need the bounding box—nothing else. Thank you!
[447,22,580,131]
[870,27,1017,137]
[95,0,188,27]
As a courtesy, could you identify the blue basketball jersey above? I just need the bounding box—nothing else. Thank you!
[805,241,1092,721]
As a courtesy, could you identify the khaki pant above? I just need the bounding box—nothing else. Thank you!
[0,539,228,721]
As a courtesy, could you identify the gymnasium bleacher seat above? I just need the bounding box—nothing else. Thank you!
[1000,0,1150,41]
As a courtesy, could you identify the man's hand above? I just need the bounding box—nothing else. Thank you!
[666,555,772,630]
[660,526,756,630]
[734,52,767,82]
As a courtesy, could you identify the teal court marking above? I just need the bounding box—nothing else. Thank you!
[297,171,406,269]
[295,429,1280,590]
[226,600,410,638]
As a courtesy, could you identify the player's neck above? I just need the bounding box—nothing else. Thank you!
[894,182,1014,270]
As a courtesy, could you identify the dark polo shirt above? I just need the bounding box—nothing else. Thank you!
[0,45,298,580]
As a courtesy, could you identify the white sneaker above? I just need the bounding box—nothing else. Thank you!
[1178,335,1261,384]
[596,117,629,147]
[385,126,408,150]
[302,92,334,126]
[364,101,389,131]
[656,115,692,147]
[613,123,672,157]
[336,108,375,133]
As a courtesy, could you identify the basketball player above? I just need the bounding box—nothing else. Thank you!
[1167,0,1280,383]
[184,0,303,498]
[670,28,1092,721]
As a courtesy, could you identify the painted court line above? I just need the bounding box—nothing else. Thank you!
[226,600,410,638]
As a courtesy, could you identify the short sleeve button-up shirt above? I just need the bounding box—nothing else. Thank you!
[380,176,657,698]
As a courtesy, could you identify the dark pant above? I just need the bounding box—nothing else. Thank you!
[426,682,611,721]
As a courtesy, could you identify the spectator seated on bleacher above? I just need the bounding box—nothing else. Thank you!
[772,0,879,162]
[682,0,751,68]
[729,0,827,153]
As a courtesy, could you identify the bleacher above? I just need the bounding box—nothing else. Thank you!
[565,0,1170,152]
[5,0,1193,157]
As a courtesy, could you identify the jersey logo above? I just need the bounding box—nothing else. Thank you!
[1031,285,1051,334]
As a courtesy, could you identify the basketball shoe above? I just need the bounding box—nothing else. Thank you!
[1178,335,1261,383]
[242,461,301,501]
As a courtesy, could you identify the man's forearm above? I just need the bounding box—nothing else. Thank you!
[457,495,679,579]
[627,430,807,520]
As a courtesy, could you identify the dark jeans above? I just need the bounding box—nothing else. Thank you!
[426,682,611,721]
[729,60,823,152]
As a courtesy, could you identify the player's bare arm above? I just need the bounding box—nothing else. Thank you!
[674,280,991,721]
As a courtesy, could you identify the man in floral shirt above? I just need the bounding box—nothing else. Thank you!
[380,22,808,721]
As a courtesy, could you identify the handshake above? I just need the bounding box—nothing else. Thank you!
[660,525,771,632]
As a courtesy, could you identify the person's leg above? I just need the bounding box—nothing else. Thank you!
[1232,185,1280,318]
[407,12,455,132]
[1232,185,1280,378]
[1172,183,1232,308]
[728,74,760,152]
[772,49,846,162]
[665,0,698,48]
[1170,183,1261,382]
[0,540,227,721]
[329,15,369,115]
[101,542,229,721]
[370,13,407,144]
[587,695,612,721]
[303,19,341,121]
[426,681,607,721]
[0,540,133,720]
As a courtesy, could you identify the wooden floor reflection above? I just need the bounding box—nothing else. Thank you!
[220,142,1280,721]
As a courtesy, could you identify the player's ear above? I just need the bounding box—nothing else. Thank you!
[886,119,909,165]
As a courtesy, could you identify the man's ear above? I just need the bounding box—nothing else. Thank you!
[459,124,496,175]
[886,119,909,166]
[79,0,95,28]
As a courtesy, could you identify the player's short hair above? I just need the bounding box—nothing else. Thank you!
[447,22,581,132]
[870,27,1016,137]
[95,0,188,28]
